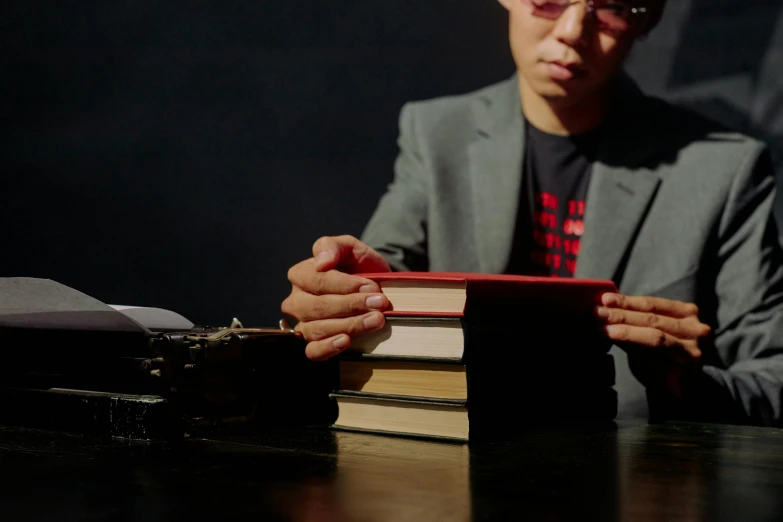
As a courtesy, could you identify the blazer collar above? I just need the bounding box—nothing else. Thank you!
[575,75,664,283]
[467,73,663,283]
[467,75,525,273]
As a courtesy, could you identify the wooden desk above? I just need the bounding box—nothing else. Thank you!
[1,421,782,521]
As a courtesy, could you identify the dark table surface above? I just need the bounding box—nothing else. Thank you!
[2,420,783,522]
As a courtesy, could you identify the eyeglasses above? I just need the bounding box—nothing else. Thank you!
[521,0,649,34]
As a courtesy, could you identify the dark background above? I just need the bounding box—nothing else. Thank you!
[2,0,782,325]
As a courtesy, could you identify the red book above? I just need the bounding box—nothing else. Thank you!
[339,273,620,438]
[361,272,616,318]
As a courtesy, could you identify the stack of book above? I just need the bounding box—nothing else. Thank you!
[330,272,617,442]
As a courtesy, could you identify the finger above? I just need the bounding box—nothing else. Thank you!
[294,311,386,343]
[285,291,389,322]
[312,235,391,274]
[305,334,352,361]
[601,293,699,319]
[287,259,381,295]
[604,324,702,363]
[597,307,711,339]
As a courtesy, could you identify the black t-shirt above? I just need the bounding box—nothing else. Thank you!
[506,121,601,277]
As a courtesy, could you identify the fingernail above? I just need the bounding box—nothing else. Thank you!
[603,294,620,306]
[365,295,385,309]
[315,251,332,266]
[596,307,611,320]
[605,325,620,336]
[359,284,376,294]
[363,313,382,329]
[332,335,350,351]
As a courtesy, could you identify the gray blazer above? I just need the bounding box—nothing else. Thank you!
[361,74,783,425]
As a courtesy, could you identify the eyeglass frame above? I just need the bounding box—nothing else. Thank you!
[582,0,648,17]
[521,0,651,34]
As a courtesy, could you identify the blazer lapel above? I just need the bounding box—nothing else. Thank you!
[575,78,663,283]
[574,162,661,283]
[467,76,525,273]
[465,73,662,282]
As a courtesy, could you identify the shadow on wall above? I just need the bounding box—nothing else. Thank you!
[649,0,783,223]
[683,97,783,228]
[667,0,782,88]
[677,95,783,179]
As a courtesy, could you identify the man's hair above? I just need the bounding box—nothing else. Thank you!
[641,0,667,34]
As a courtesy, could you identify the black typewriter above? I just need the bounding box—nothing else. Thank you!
[0,278,336,441]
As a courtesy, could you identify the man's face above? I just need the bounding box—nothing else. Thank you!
[501,0,647,106]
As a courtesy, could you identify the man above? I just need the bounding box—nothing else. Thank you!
[282,0,783,425]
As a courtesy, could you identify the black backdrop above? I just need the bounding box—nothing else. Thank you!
[2,1,782,325]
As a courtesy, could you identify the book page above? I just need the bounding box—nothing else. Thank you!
[0,277,149,334]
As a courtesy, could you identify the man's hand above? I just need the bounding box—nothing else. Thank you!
[597,293,712,398]
[281,235,392,361]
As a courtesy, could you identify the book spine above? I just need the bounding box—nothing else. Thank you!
[338,352,466,365]
[330,425,468,443]
[330,390,468,407]
[347,316,467,360]
[382,316,464,324]
[383,311,465,318]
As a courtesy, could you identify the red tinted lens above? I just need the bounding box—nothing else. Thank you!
[523,0,636,32]
[523,0,569,19]
[593,2,633,31]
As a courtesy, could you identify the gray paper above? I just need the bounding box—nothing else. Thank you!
[0,277,149,334]
[109,305,194,332]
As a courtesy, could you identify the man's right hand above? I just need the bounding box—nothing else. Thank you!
[281,235,392,361]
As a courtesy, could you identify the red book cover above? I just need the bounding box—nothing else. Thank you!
[361,272,616,318]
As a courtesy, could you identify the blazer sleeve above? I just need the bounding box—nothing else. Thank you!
[679,145,783,426]
[360,103,430,272]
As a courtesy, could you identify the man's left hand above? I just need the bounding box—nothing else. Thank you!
[597,293,712,398]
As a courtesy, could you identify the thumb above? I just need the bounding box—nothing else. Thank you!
[312,235,391,274]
